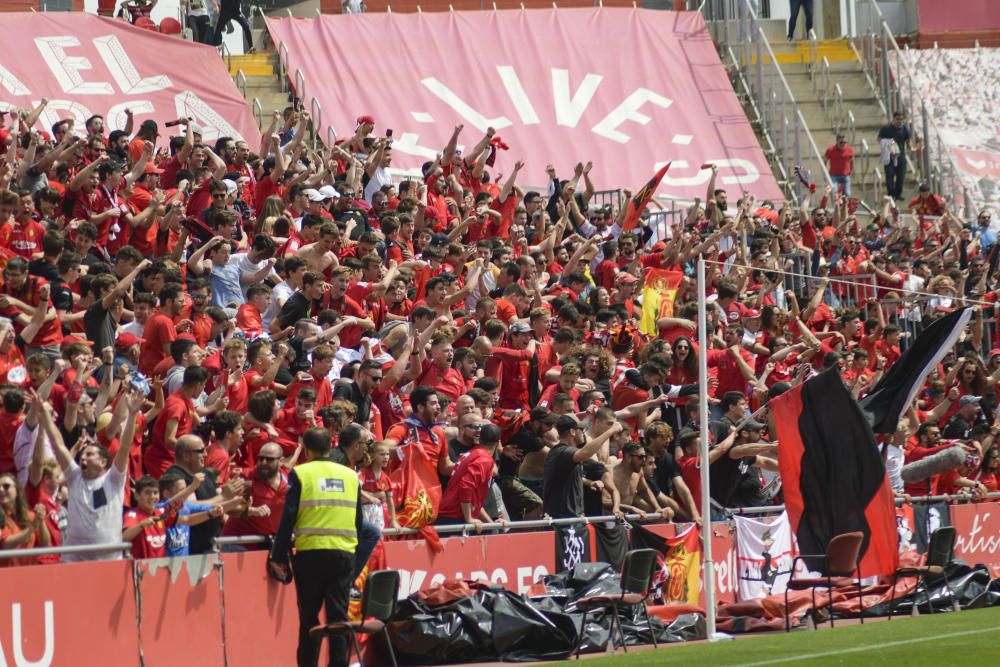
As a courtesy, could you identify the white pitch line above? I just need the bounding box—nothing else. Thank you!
[739,626,998,666]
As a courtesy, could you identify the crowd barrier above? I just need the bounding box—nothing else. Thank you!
[1,499,998,665]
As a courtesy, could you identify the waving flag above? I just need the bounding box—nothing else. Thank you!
[770,368,898,577]
[639,269,684,336]
[859,307,973,433]
[622,163,671,232]
[630,524,701,605]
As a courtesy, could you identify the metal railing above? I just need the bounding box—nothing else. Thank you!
[218,41,232,72]
[701,0,833,203]
[310,97,323,150]
[847,0,976,214]
[0,541,130,561]
[252,97,264,129]
[277,42,289,93]
[235,68,247,98]
[591,188,624,212]
[293,68,305,104]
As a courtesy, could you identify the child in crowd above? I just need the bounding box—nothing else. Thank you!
[360,440,399,530]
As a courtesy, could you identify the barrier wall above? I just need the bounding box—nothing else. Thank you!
[2,503,998,666]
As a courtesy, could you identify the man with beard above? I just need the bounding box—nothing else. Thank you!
[543,415,623,519]
[221,442,286,543]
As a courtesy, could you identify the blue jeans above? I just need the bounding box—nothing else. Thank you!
[831,174,851,197]
[788,0,814,40]
[885,156,908,199]
[353,519,381,580]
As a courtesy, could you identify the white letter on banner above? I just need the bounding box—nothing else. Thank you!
[591,88,672,144]
[420,78,511,132]
[12,601,54,667]
[174,91,243,143]
[108,101,154,132]
[392,132,438,160]
[37,101,93,133]
[0,64,30,96]
[94,35,172,95]
[34,37,114,95]
[496,66,539,125]
[718,158,760,186]
[551,69,602,128]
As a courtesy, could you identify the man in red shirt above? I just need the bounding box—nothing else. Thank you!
[145,366,208,478]
[139,283,186,375]
[385,385,456,482]
[0,258,62,355]
[416,329,467,402]
[221,442,286,540]
[273,387,317,456]
[908,183,945,218]
[705,327,756,418]
[491,321,537,411]
[0,189,46,259]
[323,266,367,348]
[824,134,854,196]
[284,346,334,410]
[437,423,502,529]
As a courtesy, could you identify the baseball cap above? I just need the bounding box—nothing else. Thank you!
[356,114,375,126]
[143,162,164,175]
[989,348,1000,359]
[303,188,324,203]
[615,272,638,286]
[556,415,581,434]
[959,395,982,408]
[318,185,340,200]
[115,332,144,349]
[190,123,204,136]
[743,309,761,319]
[510,321,532,335]
[677,428,699,443]
[529,406,558,425]
[222,179,238,195]
[741,419,766,431]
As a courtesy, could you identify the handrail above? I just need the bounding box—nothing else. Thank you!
[218,41,232,72]
[327,125,337,148]
[277,42,289,93]
[701,0,832,203]
[310,97,323,150]
[252,97,263,129]
[807,28,818,82]
[294,68,305,104]
[832,83,844,133]
[235,68,247,98]
[0,541,130,561]
[846,109,857,147]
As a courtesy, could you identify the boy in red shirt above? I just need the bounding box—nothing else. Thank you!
[122,472,201,559]
[235,284,271,338]
[437,423,502,529]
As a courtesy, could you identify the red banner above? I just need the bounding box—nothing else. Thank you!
[384,531,556,597]
[265,10,782,202]
[951,502,1000,578]
[953,148,1000,180]
[0,13,259,148]
[643,522,737,605]
[916,0,1000,33]
[0,560,138,666]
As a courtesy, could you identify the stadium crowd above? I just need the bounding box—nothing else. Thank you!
[0,96,998,566]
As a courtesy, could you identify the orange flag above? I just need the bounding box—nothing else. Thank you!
[622,163,671,232]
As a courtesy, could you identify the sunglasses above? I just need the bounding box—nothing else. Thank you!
[463,424,483,430]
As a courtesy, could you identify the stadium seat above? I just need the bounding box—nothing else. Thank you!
[573,548,659,658]
[309,569,400,666]
[784,531,864,632]
[160,17,182,35]
[889,526,956,619]
[134,17,157,31]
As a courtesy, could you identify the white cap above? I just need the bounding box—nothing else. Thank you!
[222,179,238,195]
[318,185,340,200]
[303,188,324,203]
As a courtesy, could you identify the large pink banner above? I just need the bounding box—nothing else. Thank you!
[916,0,1000,33]
[0,14,259,147]
[266,9,782,202]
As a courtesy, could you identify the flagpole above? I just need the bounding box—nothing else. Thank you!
[696,254,721,641]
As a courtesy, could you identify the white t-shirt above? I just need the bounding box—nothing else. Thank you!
[263,280,295,330]
[62,461,127,562]
[13,421,52,488]
[364,166,392,203]
[120,319,145,338]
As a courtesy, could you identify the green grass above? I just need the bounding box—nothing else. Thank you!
[560,607,1000,666]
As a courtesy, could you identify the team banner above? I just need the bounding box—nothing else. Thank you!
[0,14,259,146]
[265,9,782,202]
[639,269,684,336]
[734,512,800,600]
[630,523,701,605]
[554,522,593,573]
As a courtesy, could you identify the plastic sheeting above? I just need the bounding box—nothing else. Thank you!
[387,564,704,663]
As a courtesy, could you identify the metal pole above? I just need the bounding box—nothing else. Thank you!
[880,25,891,117]
[697,255,722,641]
[921,101,931,188]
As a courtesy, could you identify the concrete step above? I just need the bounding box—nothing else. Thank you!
[781,61,864,75]
[786,81,876,101]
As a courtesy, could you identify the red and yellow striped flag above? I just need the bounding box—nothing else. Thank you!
[640,269,684,336]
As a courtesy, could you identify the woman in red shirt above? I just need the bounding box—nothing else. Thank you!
[0,472,50,566]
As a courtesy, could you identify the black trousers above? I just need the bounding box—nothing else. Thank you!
[212,0,253,51]
[293,549,355,667]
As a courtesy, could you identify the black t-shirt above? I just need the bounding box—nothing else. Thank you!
[332,381,372,424]
[654,450,681,497]
[710,454,757,507]
[164,464,220,554]
[878,122,911,152]
[336,208,370,240]
[447,437,475,463]
[84,301,116,353]
[542,443,583,518]
[500,427,545,477]
[942,414,980,441]
[275,292,312,330]
[581,458,607,517]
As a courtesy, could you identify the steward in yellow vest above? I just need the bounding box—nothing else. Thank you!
[269,426,362,667]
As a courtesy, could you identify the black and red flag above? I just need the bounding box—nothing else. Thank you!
[770,368,898,577]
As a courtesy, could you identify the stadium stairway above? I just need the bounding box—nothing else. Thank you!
[730,18,918,206]
[228,45,291,133]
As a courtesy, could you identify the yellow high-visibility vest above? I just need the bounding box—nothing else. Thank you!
[294,459,359,553]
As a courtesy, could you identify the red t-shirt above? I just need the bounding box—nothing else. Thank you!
[285,373,333,412]
[415,359,467,403]
[824,144,854,176]
[492,346,533,411]
[221,476,287,537]
[145,390,196,478]
[235,303,264,337]
[0,410,23,474]
[123,506,176,559]
[0,219,46,259]
[706,347,753,397]
[0,276,62,348]
[438,447,495,520]
[140,311,177,375]
[272,406,314,456]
